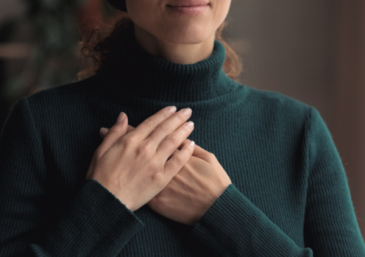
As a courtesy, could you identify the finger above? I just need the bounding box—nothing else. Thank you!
[164,138,195,179]
[127,106,177,142]
[178,139,190,150]
[100,127,109,138]
[85,152,96,179]
[128,124,136,133]
[97,112,129,156]
[191,141,212,161]
[167,139,194,161]
[167,148,179,161]
[167,138,187,160]
[100,124,136,139]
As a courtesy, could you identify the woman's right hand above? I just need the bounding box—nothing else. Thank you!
[85,106,195,212]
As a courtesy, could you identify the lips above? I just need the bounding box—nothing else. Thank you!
[167,0,209,7]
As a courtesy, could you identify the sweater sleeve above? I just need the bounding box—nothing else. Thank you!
[0,97,144,257]
[303,107,365,255]
[186,106,365,257]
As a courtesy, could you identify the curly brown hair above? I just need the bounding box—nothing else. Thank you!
[77,11,243,83]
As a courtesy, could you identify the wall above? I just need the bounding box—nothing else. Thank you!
[226,0,365,239]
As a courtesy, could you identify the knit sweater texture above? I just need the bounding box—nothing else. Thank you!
[1,26,365,257]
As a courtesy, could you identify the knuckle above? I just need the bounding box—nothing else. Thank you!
[159,122,171,133]
[122,135,136,146]
[149,160,161,174]
[173,154,185,165]
[151,171,165,186]
[107,127,119,135]
[111,122,125,131]
[167,134,179,145]
[137,141,153,156]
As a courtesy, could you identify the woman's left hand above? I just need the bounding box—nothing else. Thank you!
[99,126,232,226]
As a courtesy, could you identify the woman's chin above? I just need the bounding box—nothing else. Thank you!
[158,30,211,45]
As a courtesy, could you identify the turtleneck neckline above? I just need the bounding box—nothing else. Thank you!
[96,25,240,103]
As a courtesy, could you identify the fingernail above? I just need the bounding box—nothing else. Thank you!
[100,127,109,134]
[189,140,195,148]
[117,112,125,123]
[168,106,177,113]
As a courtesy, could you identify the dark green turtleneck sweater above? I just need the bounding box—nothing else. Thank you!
[1,26,365,257]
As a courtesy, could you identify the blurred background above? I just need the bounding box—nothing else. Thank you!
[1,0,365,240]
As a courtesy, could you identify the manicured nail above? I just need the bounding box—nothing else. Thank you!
[168,106,177,113]
[117,112,125,123]
[100,127,109,134]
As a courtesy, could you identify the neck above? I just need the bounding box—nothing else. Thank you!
[96,24,239,103]
[133,23,215,65]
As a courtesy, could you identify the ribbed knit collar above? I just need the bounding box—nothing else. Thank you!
[96,25,238,103]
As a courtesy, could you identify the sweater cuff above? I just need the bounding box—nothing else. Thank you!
[72,178,145,244]
[31,178,144,256]
[187,183,313,257]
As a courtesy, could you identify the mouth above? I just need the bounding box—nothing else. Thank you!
[167,0,210,16]
[167,0,210,7]
[167,4,210,7]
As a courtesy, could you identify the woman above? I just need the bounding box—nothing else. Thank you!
[0,0,364,256]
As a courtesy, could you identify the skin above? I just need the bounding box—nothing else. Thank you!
[95,0,233,226]
[99,121,232,226]
[125,0,232,64]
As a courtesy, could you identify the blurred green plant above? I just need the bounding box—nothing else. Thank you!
[1,0,87,99]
